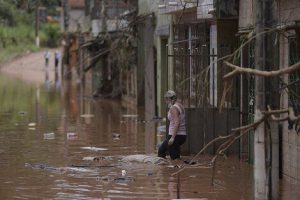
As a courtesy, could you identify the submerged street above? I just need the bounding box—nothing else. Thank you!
[0,50,298,199]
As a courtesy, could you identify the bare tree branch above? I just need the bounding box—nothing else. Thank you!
[223,61,300,80]
[172,106,300,181]
[288,107,300,122]
[171,134,233,176]
[232,115,266,132]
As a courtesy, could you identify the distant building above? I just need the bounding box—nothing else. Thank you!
[61,0,90,33]
[157,0,240,155]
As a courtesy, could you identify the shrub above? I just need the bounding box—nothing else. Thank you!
[40,23,60,47]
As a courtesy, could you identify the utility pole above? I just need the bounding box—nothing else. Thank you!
[35,0,40,47]
[254,0,278,199]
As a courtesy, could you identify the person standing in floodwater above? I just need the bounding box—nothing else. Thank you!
[158,90,187,160]
[44,50,50,67]
[54,51,60,68]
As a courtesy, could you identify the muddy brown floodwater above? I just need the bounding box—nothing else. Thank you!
[0,51,299,199]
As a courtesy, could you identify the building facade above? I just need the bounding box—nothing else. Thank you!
[158,0,240,155]
[239,0,300,181]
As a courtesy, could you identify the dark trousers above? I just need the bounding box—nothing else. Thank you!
[158,135,186,160]
[55,59,59,67]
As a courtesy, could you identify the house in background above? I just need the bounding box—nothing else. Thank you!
[61,0,90,33]
[60,0,90,78]
[158,0,240,155]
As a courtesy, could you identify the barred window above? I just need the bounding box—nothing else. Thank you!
[288,37,300,114]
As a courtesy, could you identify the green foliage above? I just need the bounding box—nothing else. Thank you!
[0,24,39,63]
[0,0,61,63]
[0,43,38,63]
[0,0,17,26]
[0,0,34,26]
[13,0,61,12]
[40,23,60,47]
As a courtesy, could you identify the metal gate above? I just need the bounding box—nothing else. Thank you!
[167,22,240,154]
[168,23,210,108]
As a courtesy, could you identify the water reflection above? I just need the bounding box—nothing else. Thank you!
[55,68,61,91]
[0,70,299,199]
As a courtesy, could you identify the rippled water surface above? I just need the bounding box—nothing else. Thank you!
[0,56,298,199]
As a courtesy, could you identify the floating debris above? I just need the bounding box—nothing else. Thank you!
[114,176,134,182]
[112,133,120,140]
[167,165,181,168]
[96,176,111,181]
[82,156,96,161]
[147,172,153,176]
[80,114,94,118]
[25,163,95,173]
[18,111,27,115]
[70,163,91,168]
[28,122,36,127]
[122,114,138,118]
[121,154,168,165]
[25,163,65,174]
[81,147,108,151]
[28,127,36,131]
[66,167,95,173]
[44,132,55,140]
[67,132,78,140]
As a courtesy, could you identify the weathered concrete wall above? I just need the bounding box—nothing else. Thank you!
[138,1,156,154]
[279,0,300,24]
[139,0,173,118]
[279,0,300,181]
[156,17,172,118]
[280,32,300,181]
[238,0,254,29]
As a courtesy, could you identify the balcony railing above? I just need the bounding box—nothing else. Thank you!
[158,0,214,19]
[158,0,197,15]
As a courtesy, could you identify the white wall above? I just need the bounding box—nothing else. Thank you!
[68,9,90,32]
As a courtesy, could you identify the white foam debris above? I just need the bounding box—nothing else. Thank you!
[82,156,96,161]
[80,147,108,151]
[80,114,94,118]
[122,114,138,118]
[44,132,55,140]
[28,122,36,127]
